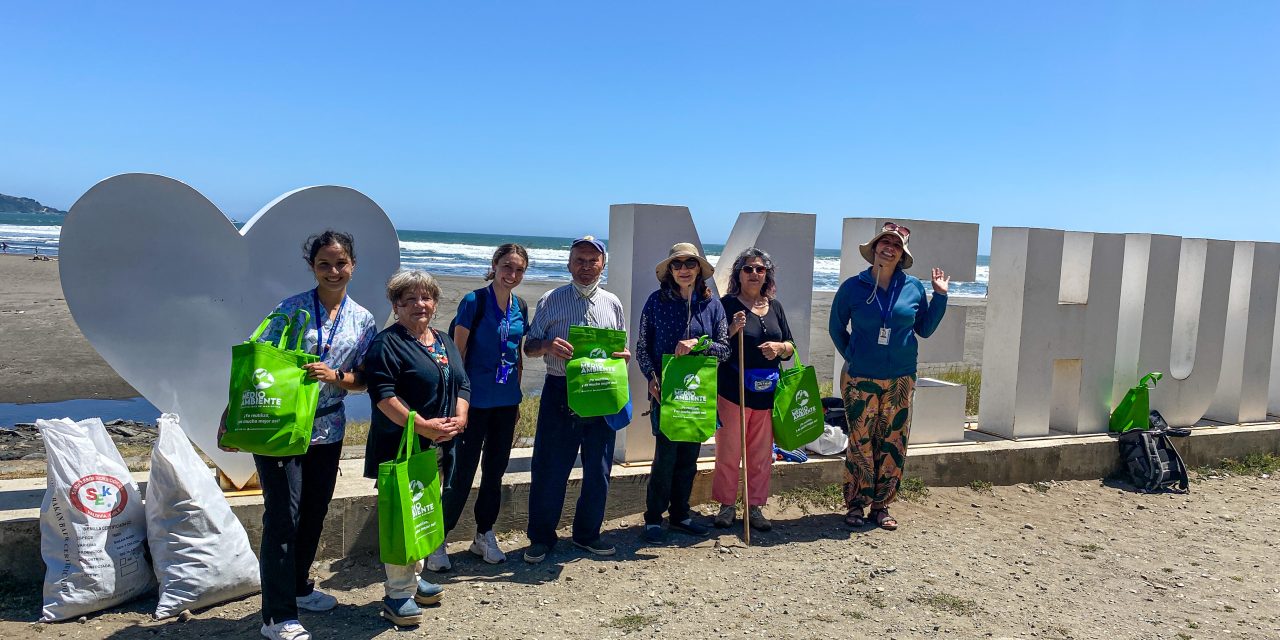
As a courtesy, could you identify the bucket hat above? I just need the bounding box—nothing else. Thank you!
[655,242,714,281]
[858,222,913,270]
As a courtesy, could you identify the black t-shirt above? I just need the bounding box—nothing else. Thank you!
[360,324,471,479]
[717,295,794,409]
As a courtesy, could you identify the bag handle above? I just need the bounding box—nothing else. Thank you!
[1139,372,1162,389]
[288,308,312,354]
[689,334,711,354]
[248,313,293,349]
[399,410,421,461]
[786,341,806,370]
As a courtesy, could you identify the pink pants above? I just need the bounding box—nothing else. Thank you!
[713,396,774,506]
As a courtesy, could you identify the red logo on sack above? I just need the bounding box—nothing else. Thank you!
[69,474,127,519]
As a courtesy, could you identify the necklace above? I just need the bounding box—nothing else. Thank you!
[738,294,768,314]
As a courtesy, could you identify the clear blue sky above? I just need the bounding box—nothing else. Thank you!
[3,1,1277,251]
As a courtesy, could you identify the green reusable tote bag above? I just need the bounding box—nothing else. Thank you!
[222,309,321,456]
[771,355,825,451]
[566,325,630,417]
[659,349,719,443]
[378,411,445,565]
[1109,372,1162,434]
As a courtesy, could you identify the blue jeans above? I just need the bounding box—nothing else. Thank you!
[526,375,616,546]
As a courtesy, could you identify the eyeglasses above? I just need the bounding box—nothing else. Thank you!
[670,258,701,271]
[882,222,910,239]
[398,295,435,306]
[739,265,768,275]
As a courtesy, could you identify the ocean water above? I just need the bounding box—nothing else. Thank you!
[0,213,989,295]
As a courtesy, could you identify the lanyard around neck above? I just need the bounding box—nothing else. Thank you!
[313,289,348,361]
[874,277,902,328]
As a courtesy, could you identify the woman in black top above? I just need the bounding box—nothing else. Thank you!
[361,269,470,627]
[714,248,795,532]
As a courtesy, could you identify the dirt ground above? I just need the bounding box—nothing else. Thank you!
[2,472,1276,640]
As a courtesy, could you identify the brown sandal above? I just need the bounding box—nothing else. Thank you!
[870,508,898,530]
[844,509,867,528]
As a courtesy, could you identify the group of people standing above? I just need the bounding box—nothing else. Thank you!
[237,222,948,640]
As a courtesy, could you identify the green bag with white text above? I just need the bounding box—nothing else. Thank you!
[221,310,319,456]
[378,411,445,565]
[659,351,719,443]
[566,325,630,417]
[771,356,825,451]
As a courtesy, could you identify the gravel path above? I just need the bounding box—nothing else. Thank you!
[3,473,1276,639]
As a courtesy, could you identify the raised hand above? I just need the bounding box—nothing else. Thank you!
[931,267,950,295]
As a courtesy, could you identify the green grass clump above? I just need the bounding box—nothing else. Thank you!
[968,479,993,493]
[898,477,929,503]
[344,420,370,446]
[514,395,540,442]
[776,483,845,512]
[1194,453,1280,478]
[931,366,982,416]
[911,592,980,616]
[606,614,660,632]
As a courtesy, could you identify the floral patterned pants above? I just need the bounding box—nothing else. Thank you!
[841,372,915,512]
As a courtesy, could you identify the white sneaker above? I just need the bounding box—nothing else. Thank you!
[261,620,312,640]
[469,530,506,564]
[425,543,451,572]
[294,588,337,612]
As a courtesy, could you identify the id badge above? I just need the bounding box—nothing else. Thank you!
[878,327,891,345]
[495,360,515,384]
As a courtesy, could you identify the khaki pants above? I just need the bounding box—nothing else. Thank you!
[383,559,425,598]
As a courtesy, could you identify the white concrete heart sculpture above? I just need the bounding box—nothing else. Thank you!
[60,174,400,487]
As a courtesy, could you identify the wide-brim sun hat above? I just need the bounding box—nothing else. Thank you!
[858,222,914,270]
[655,242,714,281]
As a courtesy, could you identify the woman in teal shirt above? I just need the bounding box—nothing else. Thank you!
[829,222,949,531]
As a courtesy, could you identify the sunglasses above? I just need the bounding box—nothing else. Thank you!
[882,222,910,239]
[669,258,701,271]
[739,265,768,275]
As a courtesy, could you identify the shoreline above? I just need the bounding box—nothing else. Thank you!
[0,254,984,406]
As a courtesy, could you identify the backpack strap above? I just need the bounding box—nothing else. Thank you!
[466,286,488,355]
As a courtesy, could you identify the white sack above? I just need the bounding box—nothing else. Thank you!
[804,424,850,456]
[37,417,155,622]
[147,414,260,619]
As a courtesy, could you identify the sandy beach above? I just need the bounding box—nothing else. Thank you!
[0,254,985,407]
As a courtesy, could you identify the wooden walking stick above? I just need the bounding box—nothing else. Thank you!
[738,330,750,546]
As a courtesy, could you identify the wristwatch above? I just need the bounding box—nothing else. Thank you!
[336,370,346,383]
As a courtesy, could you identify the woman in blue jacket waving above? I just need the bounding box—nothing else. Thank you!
[829,223,949,531]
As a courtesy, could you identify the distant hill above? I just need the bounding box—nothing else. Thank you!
[0,193,66,215]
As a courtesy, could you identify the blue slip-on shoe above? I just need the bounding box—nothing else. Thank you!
[669,517,710,537]
[380,597,424,626]
[642,524,666,545]
[523,542,552,564]
[415,578,444,606]
[570,536,616,556]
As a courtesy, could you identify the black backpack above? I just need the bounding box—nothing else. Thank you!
[1117,411,1191,493]
[448,286,528,361]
